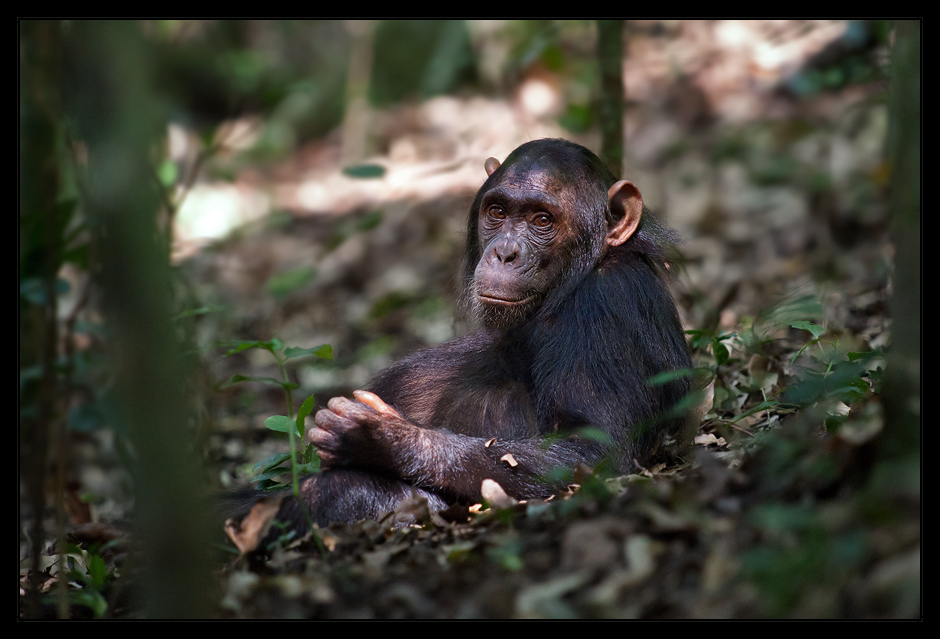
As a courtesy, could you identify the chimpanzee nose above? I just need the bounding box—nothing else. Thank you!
[494,238,520,264]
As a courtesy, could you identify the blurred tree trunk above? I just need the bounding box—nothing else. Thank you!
[342,20,376,165]
[19,19,65,619]
[597,20,624,178]
[64,20,212,618]
[882,20,920,469]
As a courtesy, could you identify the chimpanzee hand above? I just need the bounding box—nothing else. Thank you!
[310,390,420,474]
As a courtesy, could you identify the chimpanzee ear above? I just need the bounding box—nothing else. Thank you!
[484,157,501,176]
[607,180,643,246]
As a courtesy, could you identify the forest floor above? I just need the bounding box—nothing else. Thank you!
[23,21,918,619]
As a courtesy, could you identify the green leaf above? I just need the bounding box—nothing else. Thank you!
[251,469,291,486]
[252,451,292,474]
[847,350,884,365]
[712,337,730,366]
[342,163,386,179]
[559,103,593,134]
[575,427,614,445]
[220,339,282,357]
[157,158,178,187]
[174,306,221,320]
[297,394,318,436]
[685,328,717,351]
[293,459,320,475]
[731,399,782,423]
[790,321,825,339]
[72,589,108,618]
[266,266,316,300]
[763,294,823,327]
[87,553,108,589]
[356,210,383,231]
[831,378,870,404]
[264,415,294,434]
[781,359,868,407]
[667,388,710,418]
[284,344,333,361]
[646,367,693,386]
[220,375,299,391]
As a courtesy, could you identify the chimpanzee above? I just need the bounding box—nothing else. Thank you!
[280,138,692,529]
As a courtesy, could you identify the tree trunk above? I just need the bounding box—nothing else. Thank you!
[65,20,212,618]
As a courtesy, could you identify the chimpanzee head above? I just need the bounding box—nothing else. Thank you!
[462,139,645,328]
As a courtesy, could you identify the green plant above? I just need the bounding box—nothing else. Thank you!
[684,293,888,616]
[219,339,332,491]
[54,543,120,619]
[219,338,333,551]
[687,291,883,440]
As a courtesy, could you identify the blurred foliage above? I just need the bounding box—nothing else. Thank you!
[369,20,479,106]
[151,21,349,144]
[783,20,891,96]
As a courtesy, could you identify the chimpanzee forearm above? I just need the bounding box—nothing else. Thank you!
[389,427,597,502]
[311,394,600,503]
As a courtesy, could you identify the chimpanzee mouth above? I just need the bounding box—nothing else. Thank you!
[477,294,534,307]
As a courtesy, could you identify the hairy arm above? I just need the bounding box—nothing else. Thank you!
[310,391,599,503]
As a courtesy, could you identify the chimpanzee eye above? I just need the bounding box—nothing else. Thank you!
[487,206,506,220]
[532,213,552,228]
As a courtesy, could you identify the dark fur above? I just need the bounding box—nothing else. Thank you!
[277,139,692,530]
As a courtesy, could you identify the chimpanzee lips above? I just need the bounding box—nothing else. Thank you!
[476,293,535,307]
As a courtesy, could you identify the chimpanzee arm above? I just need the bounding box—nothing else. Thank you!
[310,391,605,503]
[309,256,690,505]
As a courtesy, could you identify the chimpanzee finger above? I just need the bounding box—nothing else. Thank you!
[325,396,383,426]
[311,408,357,453]
[312,406,353,432]
[313,447,338,468]
[307,420,330,447]
[352,390,401,417]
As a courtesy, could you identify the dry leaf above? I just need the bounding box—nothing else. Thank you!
[224,495,284,553]
[573,463,594,485]
[500,453,519,467]
[694,432,726,447]
[481,478,517,509]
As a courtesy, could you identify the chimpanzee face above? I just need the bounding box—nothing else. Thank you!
[466,143,644,329]
[472,167,578,326]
